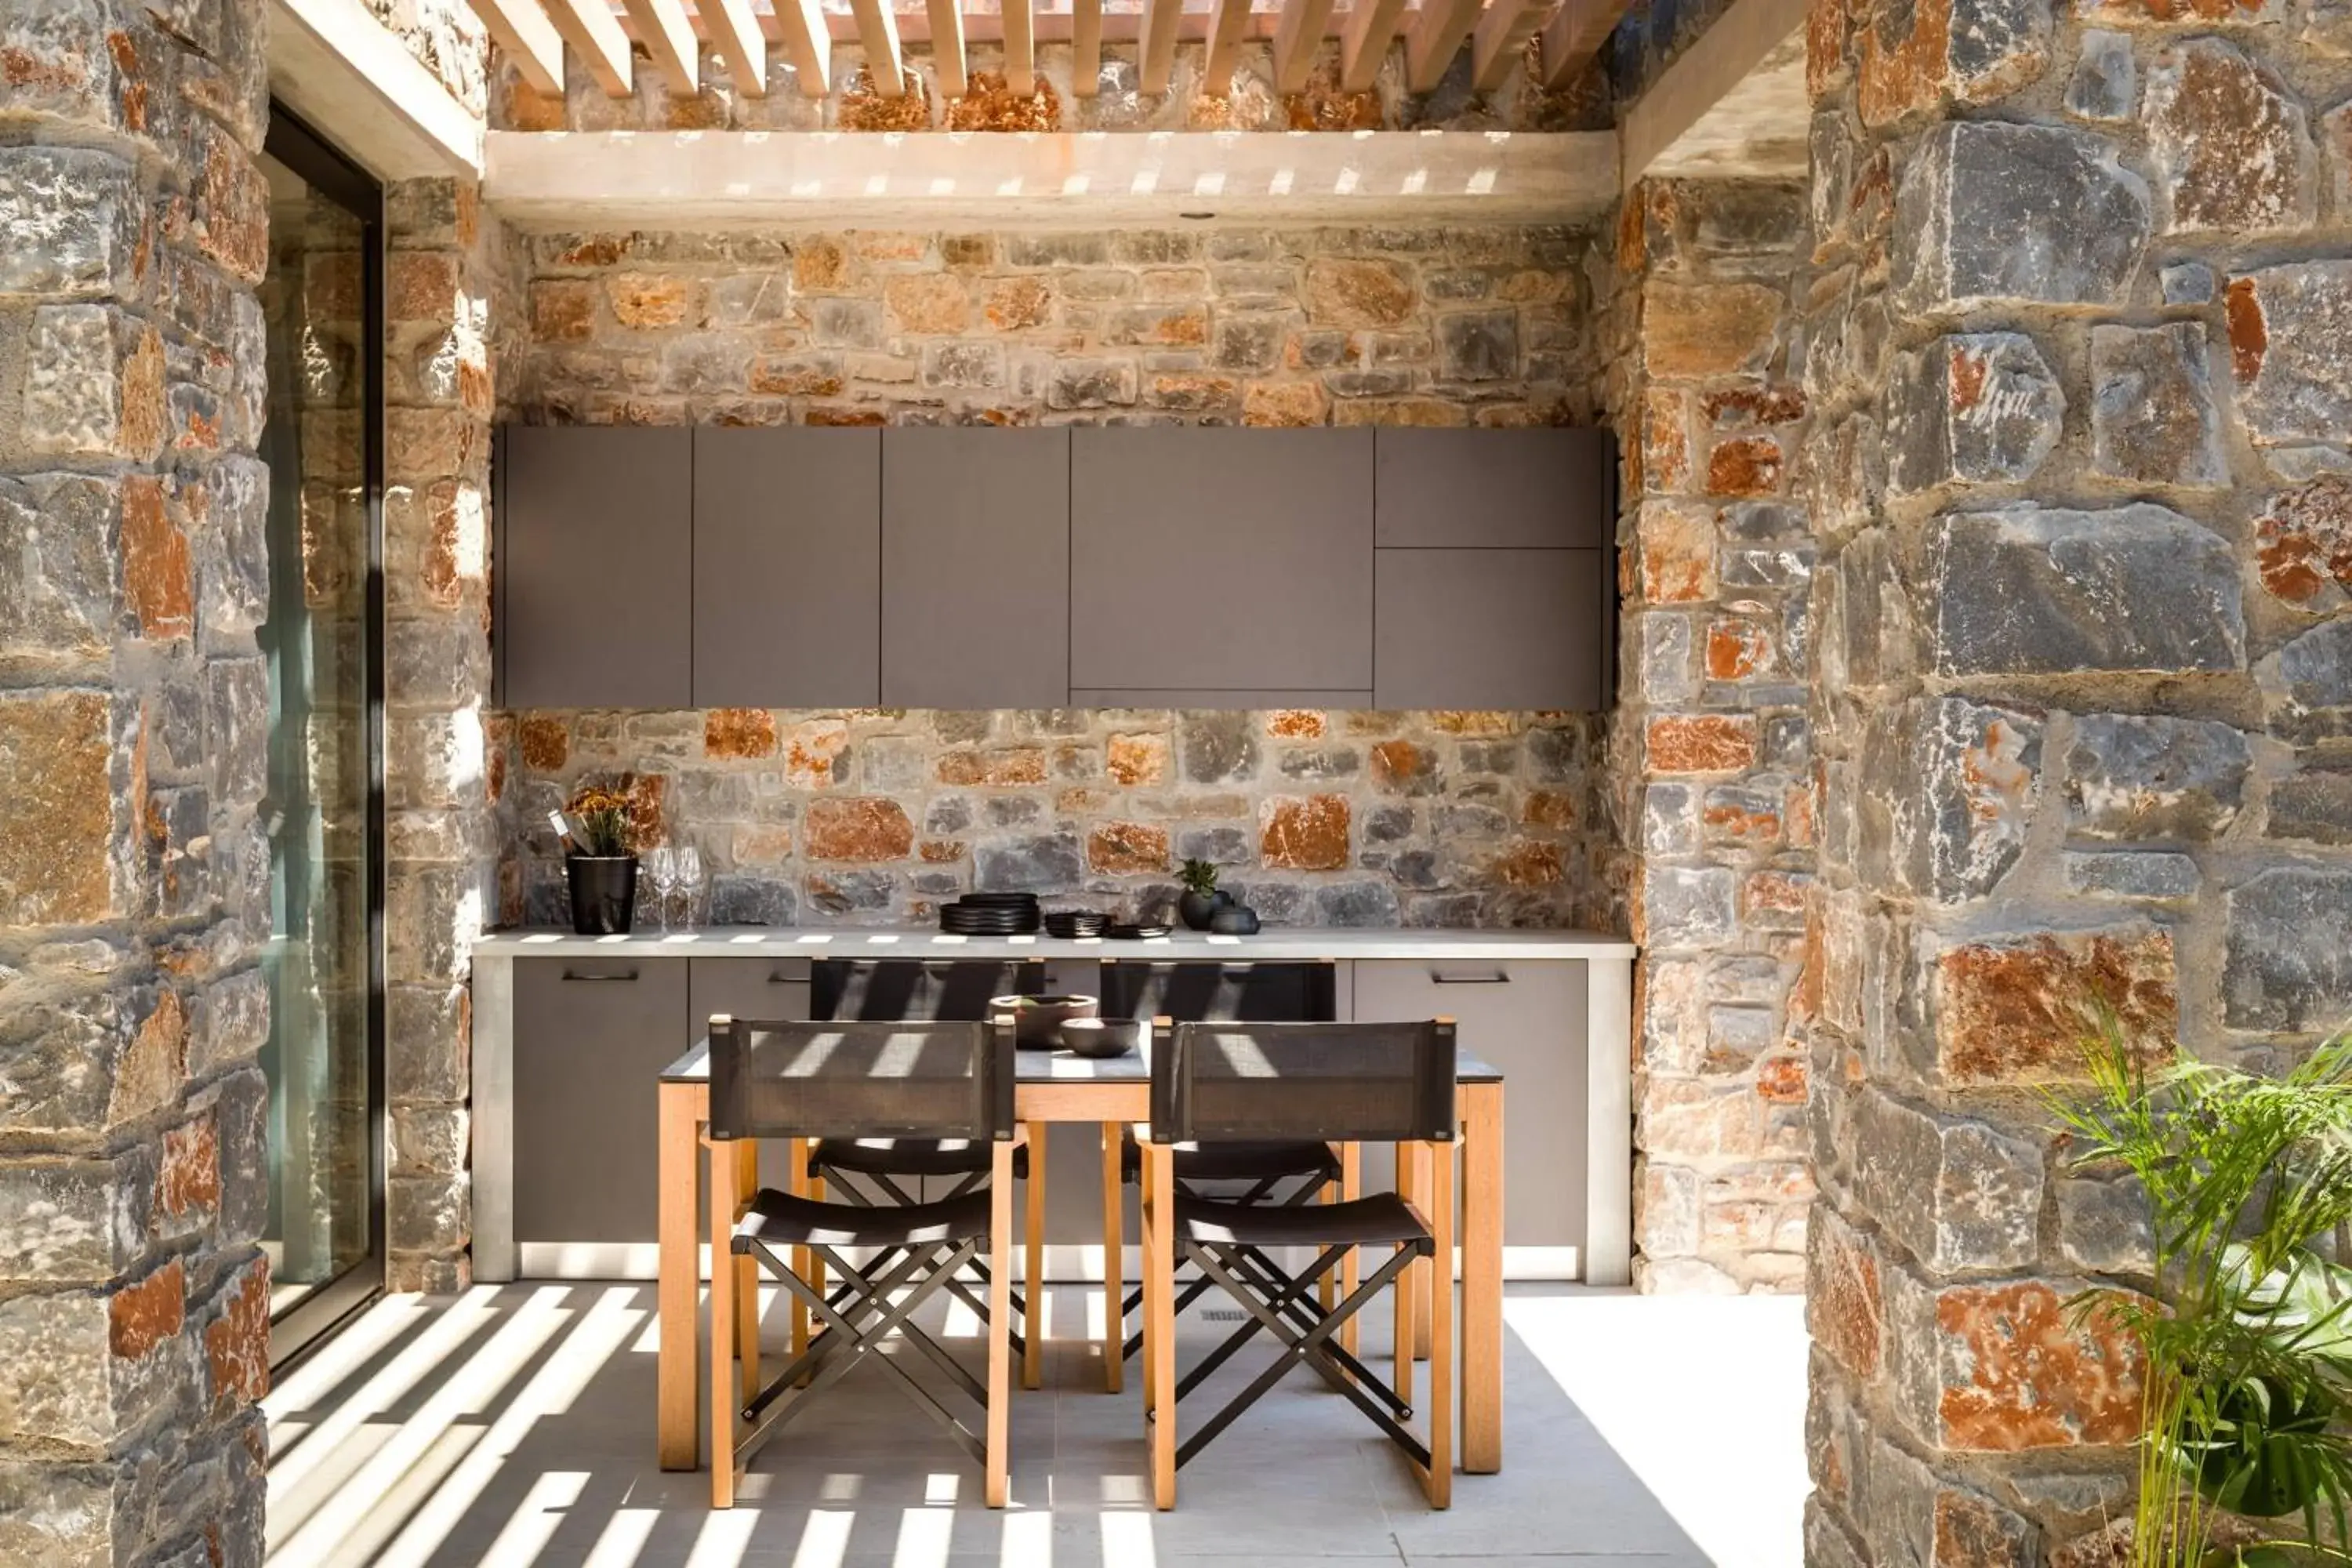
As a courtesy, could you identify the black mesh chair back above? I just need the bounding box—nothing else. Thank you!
[815,959,1045,1022]
[1151,1020,1457,1145]
[710,1018,1016,1145]
[1102,960,1336,1023]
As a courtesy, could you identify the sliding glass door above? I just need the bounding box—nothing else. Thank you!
[256,109,386,1364]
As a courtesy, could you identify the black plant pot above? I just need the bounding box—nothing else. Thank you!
[1178,888,1232,931]
[566,855,639,935]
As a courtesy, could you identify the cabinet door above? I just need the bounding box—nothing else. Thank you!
[1374,548,1604,710]
[882,428,1070,708]
[688,957,815,1200]
[1352,959,1587,1273]
[694,429,880,707]
[513,956,689,1248]
[501,426,692,708]
[1375,428,1612,548]
[1070,428,1374,693]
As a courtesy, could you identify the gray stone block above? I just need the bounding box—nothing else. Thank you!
[1929,504,2244,677]
[1893,121,2151,312]
[2089,322,2227,487]
[2223,867,2352,1031]
[2063,851,2201,899]
[2066,713,2250,839]
[1643,864,1736,949]
[1887,333,2064,495]
[2065,30,2137,122]
[2230,263,2352,450]
[2143,38,2316,237]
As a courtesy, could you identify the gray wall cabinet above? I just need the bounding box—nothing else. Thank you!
[495,424,1615,712]
[694,429,882,708]
[1069,427,1376,695]
[513,956,690,1247]
[1374,547,1606,710]
[1374,428,1612,548]
[882,428,1071,708]
[503,425,693,709]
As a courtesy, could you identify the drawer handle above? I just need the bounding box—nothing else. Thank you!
[768,973,804,984]
[1430,970,1511,985]
[561,969,639,982]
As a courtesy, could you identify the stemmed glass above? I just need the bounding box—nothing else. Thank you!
[676,846,705,931]
[644,845,677,935]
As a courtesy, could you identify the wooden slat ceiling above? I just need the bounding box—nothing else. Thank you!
[473,0,1625,102]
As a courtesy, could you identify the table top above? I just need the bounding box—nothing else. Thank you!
[659,1036,1503,1085]
[478,924,1636,962]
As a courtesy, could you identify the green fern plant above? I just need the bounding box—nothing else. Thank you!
[1178,858,1220,896]
[2047,1018,2352,1568]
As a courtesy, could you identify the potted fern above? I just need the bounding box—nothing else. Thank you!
[561,784,641,935]
[1177,858,1231,931]
[2049,1022,2352,1568]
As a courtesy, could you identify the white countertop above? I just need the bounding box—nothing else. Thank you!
[471,924,1638,961]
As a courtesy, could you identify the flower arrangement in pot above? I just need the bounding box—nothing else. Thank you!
[561,785,641,935]
[1176,858,1231,932]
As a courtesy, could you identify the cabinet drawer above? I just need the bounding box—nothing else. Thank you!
[513,957,690,1247]
[1352,959,1587,1269]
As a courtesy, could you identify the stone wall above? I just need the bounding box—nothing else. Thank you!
[1593,177,1818,1295]
[0,0,275,1561]
[381,179,516,1294]
[495,220,1610,934]
[1802,0,2352,1562]
[499,707,1605,931]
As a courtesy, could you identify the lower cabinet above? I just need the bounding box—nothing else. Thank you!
[1352,958,1588,1276]
[513,956,691,1251]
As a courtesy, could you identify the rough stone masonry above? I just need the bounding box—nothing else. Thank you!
[0,0,277,1561]
[1801,0,2352,1562]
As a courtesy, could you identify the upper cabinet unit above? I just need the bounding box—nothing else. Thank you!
[1069,428,1375,699]
[501,425,693,710]
[882,428,1071,709]
[693,428,882,709]
[1374,428,1613,548]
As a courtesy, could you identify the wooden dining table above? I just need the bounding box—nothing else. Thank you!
[654,1037,1508,1476]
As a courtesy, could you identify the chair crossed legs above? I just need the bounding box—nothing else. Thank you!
[1137,1017,1458,1512]
[707,1016,1019,1509]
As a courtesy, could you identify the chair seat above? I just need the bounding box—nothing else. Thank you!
[1176,1191,1428,1250]
[734,1185,992,1252]
[811,1137,1029,1180]
[1121,1136,1341,1185]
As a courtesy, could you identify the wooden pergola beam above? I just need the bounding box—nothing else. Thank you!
[1540,0,1635,85]
[773,0,833,95]
[466,0,564,94]
[1404,0,1484,91]
[1138,0,1183,92]
[1472,0,1544,89]
[1340,0,1410,89]
[700,0,768,95]
[620,0,699,93]
[927,0,967,94]
[1271,0,1337,91]
[1202,0,1254,90]
[849,0,906,91]
[1004,0,1036,92]
[1071,0,1103,94]
[543,0,631,95]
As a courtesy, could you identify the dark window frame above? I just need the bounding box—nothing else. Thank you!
[261,104,389,1372]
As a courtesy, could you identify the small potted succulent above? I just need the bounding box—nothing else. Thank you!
[562,784,640,935]
[1177,858,1232,932]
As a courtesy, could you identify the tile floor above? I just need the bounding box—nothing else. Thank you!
[260,1282,1806,1568]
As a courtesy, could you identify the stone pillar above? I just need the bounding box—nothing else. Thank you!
[1803,0,2350,1560]
[383,179,506,1294]
[0,0,274,1561]
[1598,178,1819,1294]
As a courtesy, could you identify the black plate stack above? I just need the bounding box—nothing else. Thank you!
[1044,910,1109,939]
[1106,921,1174,940]
[939,893,1042,935]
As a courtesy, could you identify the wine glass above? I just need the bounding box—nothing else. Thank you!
[676,845,705,930]
[644,845,677,935]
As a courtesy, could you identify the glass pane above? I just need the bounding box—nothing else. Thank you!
[257,151,374,1313]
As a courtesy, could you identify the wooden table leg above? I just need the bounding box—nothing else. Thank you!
[1462,1082,1504,1474]
[1426,1138,1456,1507]
[1319,1146,1340,1316]
[1338,1142,1360,1358]
[710,1132,739,1508]
[735,1141,760,1389]
[788,1137,811,1365]
[987,1138,1014,1508]
[1392,1139,1419,1388]
[1410,1142,1433,1361]
[1145,1141,1176,1511]
[1101,1122,1123,1395]
[1024,1119,1047,1391]
[657,1083,699,1472]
